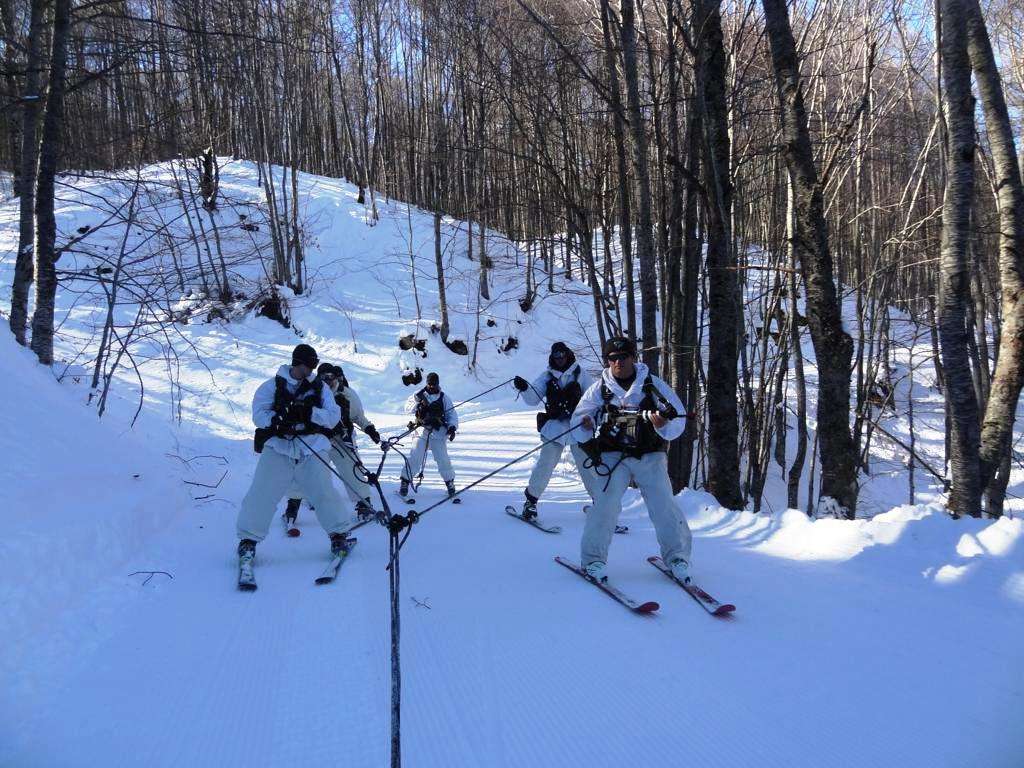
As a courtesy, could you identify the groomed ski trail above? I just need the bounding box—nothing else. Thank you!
[4,410,1022,768]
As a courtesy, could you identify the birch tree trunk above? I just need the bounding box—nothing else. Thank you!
[937,0,983,516]
[620,0,659,367]
[963,0,1024,516]
[30,0,72,365]
[9,0,45,345]
[762,0,860,516]
[699,0,742,509]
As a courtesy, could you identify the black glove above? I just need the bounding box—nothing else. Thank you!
[414,403,427,422]
[447,426,457,442]
[271,414,295,437]
[364,424,381,444]
[285,399,314,424]
[513,376,529,393]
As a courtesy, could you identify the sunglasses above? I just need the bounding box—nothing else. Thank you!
[607,352,632,362]
[321,374,337,382]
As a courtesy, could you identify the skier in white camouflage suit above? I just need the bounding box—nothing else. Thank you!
[571,336,692,584]
[512,341,600,520]
[237,344,357,573]
[283,362,382,526]
[400,372,458,499]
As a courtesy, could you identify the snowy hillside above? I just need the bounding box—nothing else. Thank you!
[1,160,1022,767]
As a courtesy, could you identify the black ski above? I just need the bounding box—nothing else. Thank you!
[554,556,658,614]
[315,539,358,585]
[238,557,257,592]
[505,506,562,533]
[647,556,735,616]
[401,491,461,505]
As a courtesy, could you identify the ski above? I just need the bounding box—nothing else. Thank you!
[505,506,562,533]
[554,556,659,614]
[582,505,628,535]
[238,558,257,592]
[282,512,300,538]
[315,539,358,585]
[402,491,461,505]
[647,556,735,616]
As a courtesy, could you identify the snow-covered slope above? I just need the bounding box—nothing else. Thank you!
[1,161,1022,767]
[0,331,188,711]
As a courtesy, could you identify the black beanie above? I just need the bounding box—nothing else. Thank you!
[292,343,319,368]
[426,371,440,386]
[548,341,576,371]
[602,336,636,361]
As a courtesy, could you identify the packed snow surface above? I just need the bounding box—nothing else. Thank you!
[1,161,1021,767]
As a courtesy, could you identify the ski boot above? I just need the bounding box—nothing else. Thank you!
[399,477,410,498]
[669,557,691,584]
[355,499,375,521]
[283,497,301,525]
[521,491,538,522]
[445,480,457,499]
[584,560,607,583]
[330,532,355,557]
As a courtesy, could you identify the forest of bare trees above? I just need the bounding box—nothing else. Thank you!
[2,0,1023,518]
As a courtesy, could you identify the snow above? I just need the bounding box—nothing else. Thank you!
[1,160,1022,767]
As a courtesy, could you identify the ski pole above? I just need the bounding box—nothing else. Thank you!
[408,422,581,522]
[295,435,391,533]
[384,377,516,445]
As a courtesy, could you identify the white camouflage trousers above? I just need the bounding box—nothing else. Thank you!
[237,448,355,541]
[527,440,601,501]
[286,441,373,508]
[329,442,373,506]
[402,428,454,483]
[581,451,691,568]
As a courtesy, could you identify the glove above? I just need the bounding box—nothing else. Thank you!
[285,399,314,424]
[447,426,457,442]
[414,403,427,422]
[271,414,295,437]
[364,424,381,444]
[513,376,529,392]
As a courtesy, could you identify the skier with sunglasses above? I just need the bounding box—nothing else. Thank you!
[571,337,692,584]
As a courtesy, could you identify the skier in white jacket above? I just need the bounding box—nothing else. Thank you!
[400,372,459,499]
[512,341,599,520]
[237,344,357,574]
[571,336,692,584]
[283,363,382,527]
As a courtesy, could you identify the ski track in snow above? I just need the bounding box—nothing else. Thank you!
[1,162,1022,767]
[3,411,1022,767]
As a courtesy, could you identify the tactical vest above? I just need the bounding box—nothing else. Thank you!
[544,366,582,422]
[415,389,447,429]
[595,373,666,456]
[253,375,326,453]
